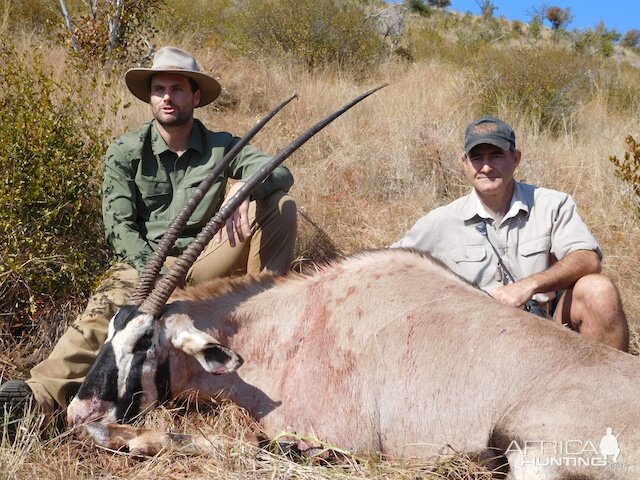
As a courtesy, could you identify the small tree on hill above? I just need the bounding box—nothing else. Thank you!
[427,0,451,8]
[476,0,496,19]
[621,29,640,48]
[405,0,431,15]
[58,0,161,66]
[545,6,572,31]
[528,15,543,39]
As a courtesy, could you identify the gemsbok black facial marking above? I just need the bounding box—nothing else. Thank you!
[73,305,165,423]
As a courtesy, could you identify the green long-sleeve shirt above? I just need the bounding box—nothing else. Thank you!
[102,119,294,272]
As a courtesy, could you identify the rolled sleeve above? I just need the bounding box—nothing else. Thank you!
[390,215,436,251]
[549,194,602,260]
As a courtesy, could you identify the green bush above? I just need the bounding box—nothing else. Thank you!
[221,0,385,72]
[573,23,620,58]
[63,0,163,67]
[0,0,61,34]
[0,38,110,332]
[528,15,542,40]
[156,0,231,47]
[620,29,640,49]
[405,23,449,62]
[471,47,596,133]
[405,0,432,16]
[601,64,640,117]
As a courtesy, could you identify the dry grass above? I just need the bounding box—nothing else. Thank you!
[1,401,496,480]
[1,26,640,480]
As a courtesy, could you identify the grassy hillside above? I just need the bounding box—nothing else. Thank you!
[1,1,640,478]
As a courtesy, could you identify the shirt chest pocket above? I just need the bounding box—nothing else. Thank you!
[449,246,487,263]
[518,235,551,258]
[136,178,172,212]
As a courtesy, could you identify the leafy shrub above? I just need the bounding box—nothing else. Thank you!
[0,0,61,34]
[477,0,496,19]
[62,0,162,67]
[601,64,640,117]
[620,29,640,49]
[528,15,542,39]
[221,0,385,72]
[427,0,451,8]
[545,6,572,31]
[405,23,450,62]
[156,0,231,47]
[610,136,640,215]
[511,20,524,36]
[471,47,596,133]
[573,23,620,58]
[405,0,432,16]
[0,38,110,332]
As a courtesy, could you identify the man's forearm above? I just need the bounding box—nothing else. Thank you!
[490,250,601,308]
[525,249,601,295]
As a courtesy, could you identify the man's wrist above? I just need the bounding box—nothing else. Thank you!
[519,276,540,299]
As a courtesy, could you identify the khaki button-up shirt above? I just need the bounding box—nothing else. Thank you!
[391,182,601,302]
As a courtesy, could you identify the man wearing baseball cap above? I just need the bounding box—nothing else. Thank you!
[392,116,629,351]
[0,47,297,415]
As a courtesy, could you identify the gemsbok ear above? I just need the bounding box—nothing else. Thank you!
[172,329,243,375]
[196,343,244,375]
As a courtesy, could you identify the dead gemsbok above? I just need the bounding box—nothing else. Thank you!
[67,89,640,480]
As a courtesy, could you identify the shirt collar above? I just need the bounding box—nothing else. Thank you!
[507,181,530,220]
[461,181,530,222]
[150,120,206,156]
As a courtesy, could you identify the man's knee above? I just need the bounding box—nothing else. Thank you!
[571,274,628,350]
[248,191,297,274]
[256,190,297,230]
[573,274,622,310]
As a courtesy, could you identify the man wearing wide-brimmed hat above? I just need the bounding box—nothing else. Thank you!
[0,47,297,415]
[392,116,629,352]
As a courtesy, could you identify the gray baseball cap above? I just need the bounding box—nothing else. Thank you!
[464,116,516,154]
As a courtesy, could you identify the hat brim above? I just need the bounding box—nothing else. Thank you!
[465,137,513,155]
[124,68,221,107]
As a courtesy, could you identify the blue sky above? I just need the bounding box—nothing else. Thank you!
[449,0,637,34]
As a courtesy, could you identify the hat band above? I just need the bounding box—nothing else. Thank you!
[153,65,198,72]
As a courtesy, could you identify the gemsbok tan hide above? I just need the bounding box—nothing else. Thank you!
[68,248,640,480]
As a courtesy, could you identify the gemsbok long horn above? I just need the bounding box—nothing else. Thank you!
[139,84,387,317]
[129,94,298,306]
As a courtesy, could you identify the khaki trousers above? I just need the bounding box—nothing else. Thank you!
[28,191,296,410]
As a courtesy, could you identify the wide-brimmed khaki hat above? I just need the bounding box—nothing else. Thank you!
[125,46,221,107]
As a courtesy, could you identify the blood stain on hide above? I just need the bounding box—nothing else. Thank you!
[336,285,358,305]
[277,282,349,418]
[403,315,419,375]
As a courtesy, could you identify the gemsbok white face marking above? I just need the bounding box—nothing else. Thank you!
[67,306,170,426]
[67,304,243,429]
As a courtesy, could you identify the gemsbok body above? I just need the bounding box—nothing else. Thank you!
[68,248,640,480]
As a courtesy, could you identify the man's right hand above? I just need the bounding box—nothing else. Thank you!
[214,182,253,248]
[488,278,536,308]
